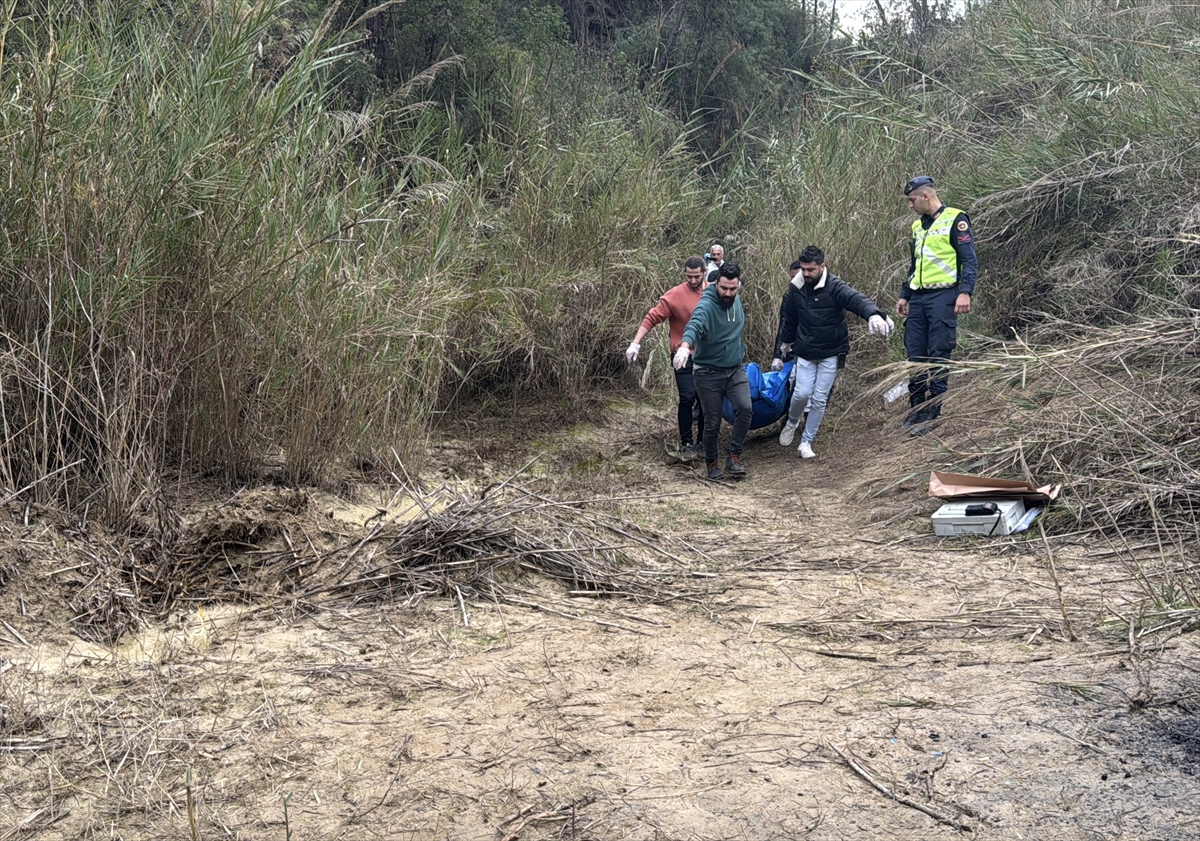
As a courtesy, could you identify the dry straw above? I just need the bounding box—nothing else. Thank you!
[61,471,715,644]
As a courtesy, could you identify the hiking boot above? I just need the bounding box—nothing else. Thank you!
[902,398,927,428]
[724,452,747,476]
[904,400,942,434]
[707,461,725,481]
[778,420,799,447]
[680,443,696,462]
[798,441,816,459]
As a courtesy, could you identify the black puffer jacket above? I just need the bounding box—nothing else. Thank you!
[774,269,885,361]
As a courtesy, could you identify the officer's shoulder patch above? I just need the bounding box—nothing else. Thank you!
[956,220,969,231]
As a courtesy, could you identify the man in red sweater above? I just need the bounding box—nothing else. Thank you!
[626,256,709,461]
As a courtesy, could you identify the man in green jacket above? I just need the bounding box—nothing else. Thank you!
[674,263,752,480]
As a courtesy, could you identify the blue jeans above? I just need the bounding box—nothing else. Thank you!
[694,365,752,465]
[787,356,838,445]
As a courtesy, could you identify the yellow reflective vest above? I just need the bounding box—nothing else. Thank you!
[910,207,965,290]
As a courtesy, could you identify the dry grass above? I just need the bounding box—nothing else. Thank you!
[49,473,717,647]
[950,315,1200,536]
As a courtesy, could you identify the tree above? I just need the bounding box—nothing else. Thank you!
[607,0,819,150]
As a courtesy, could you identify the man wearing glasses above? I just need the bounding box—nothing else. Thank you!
[626,256,710,461]
[704,243,725,281]
[896,175,978,431]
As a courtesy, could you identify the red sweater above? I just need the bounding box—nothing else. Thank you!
[640,281,704,353]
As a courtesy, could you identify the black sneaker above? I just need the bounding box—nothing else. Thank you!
[724,453,747,476]
[680,443,696,462]
[706,461,725,480]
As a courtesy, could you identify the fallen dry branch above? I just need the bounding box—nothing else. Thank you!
[98,481,717,641]
[498,795,596,841]
[802,647,879,662]
[827,741,975,833]
[294,483,714,609]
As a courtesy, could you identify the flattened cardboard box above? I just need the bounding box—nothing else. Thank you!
[929,471,1061,504]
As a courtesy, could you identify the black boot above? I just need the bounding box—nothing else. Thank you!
[907,397,943,436]
[724,452,747,477]
[902,394,927,428]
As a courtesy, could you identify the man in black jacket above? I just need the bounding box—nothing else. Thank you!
[771,246,893,458]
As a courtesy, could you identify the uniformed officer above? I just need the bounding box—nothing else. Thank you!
[895,175,978,430]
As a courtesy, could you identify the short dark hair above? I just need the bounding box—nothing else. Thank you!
[719,262,741,280]
[789,259,803,271]
[797,246,824,265]
[685,256,705,271]
[904,175,935,195]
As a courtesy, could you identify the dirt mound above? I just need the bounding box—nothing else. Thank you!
[180,487,311,551]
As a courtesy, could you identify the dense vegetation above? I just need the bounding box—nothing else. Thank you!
[1,0,1198,554]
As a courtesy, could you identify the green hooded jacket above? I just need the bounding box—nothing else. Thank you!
[681,281,746,369]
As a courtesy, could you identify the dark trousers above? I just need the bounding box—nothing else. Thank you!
[694,365,752,465]
[673,360,703,446]
[904,287,958,409]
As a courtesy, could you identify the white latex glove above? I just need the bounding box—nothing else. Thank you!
[868,314,893,337]
[672,345,691,371]
[770,358,783,372]
[625,342,640,363]
[779,343,792,357]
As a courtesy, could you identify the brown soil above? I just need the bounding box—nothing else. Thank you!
[1,392,1197,841]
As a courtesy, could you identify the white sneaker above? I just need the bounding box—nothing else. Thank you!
[779,421,799,447]
[798,441,816,459]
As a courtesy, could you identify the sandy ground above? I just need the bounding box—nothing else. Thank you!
[1,392,1198,841]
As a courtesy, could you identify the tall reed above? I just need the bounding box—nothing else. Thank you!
[0,1,463,529]
[423,55,719,407]
[806,0,1200,335]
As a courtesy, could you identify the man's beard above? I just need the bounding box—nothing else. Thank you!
[717,295,736,309]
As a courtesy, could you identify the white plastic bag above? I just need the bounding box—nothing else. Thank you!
[883,381,908,405]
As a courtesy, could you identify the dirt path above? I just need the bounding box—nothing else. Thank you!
[2,400,1198,841]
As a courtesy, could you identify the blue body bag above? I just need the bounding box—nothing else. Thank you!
[723,361,795,430]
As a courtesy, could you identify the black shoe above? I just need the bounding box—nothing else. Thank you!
[724,453,747,476]
[707,461,725,480]
[680,443,696,462]
[902,401,927,428]
[905,398,944,432]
